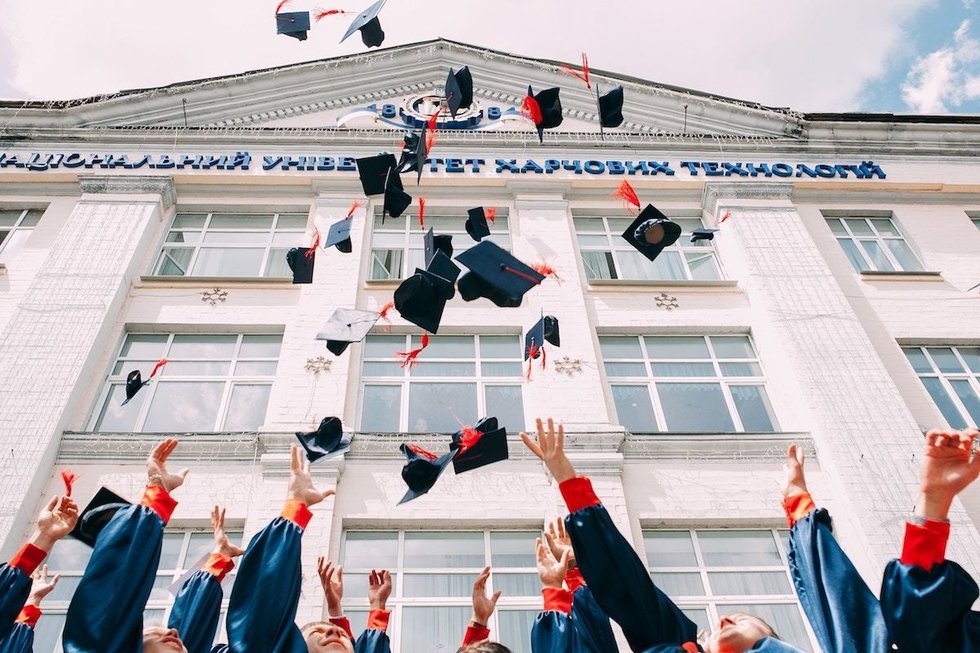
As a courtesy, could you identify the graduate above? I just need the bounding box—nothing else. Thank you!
[879,428,980,653]
[309,556,393,651]
[0,565,61,653]
[521,418,801,653]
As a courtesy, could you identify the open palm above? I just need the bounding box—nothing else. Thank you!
[921,429,980,499]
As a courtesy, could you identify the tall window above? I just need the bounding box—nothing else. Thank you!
[93,333,282,433]
[153,212,308,278]
[33,527,243,652]
[574,215,721,282]
[825,216,923,273]
[370,212,511,280]
[340,530,540,653]
[644,528,814,652]
[360,335,525,433]
[903,346,980,429]
[0,208,43,264]
[601,335,777,433]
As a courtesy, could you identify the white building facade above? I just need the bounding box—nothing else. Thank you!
[1,39,979,652]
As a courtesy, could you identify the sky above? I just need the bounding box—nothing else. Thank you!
[0,0,977,114]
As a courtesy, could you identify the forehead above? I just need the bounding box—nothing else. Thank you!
[730,613,769,629]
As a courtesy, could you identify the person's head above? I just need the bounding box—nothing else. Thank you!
[142,626,187,653]
[703,612,779,653]
[459,643,512,653]
[301,622,355,653]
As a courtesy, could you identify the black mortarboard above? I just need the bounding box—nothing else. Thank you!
[621,205,682,262]
[525,86,563,143]
[425,251,461,301]
[397,129,427,184]
[341,0,387,48]
[383,170,412,221]
[123,370,145,405]
[276,11,311,41]
[325,219,353,253]
[357,154,399,196]
[524,315,560,360]
[70,487,131,548]
[295,417,350,462]
[597,85,625,128]
[316,307,381,356]
[398,444,457,504]
[286,247,315,284]
[451,417,508,474]
[690,227,719,243]
[455,241,544,307]
[424,227,454,266]
[445,67,474,118]
[393,270,451,333]
[465,207,491,242]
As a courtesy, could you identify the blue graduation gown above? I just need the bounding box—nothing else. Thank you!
[0,563,33,641]
[530,584,616,653]
[0,623,33,653]
[169,570,225,653]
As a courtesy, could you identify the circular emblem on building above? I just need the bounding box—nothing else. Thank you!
[400,93,483,129]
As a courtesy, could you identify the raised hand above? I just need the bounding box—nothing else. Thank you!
[27,565,60,607]
[146,438,189,493]
[545,517,576,569]
[917,429,980,521]
[536,537,570,589]
[471,566,501,627]
[317,557,344,617]
[211,505,244,558]
[782,443,809,498]
[520,417,576,483]
[288,444,335,507]
[368,568,392,611]
[33,495,79,551]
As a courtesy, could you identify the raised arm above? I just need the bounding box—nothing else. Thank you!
[530,536,575,653]
[354,568,393,653]
[0,566,61,653]
[459,566,501,650]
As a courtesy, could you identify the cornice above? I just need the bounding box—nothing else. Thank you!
[78,175,176,208]
[701,181,795,214]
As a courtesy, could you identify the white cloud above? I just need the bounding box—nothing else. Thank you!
[0,0,930,111]
[902,19,980,112]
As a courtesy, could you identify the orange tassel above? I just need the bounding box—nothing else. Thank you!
[314,8,348,21]
[532,263,560,283]
[418,197,426,230]
[521,94,543,125]
[560,52,591,89]
[407,444,437,462]
[379,301,395,321]
[306,227,320,258]
[346,200,362,219]
[485,207,496,223]
[148,359,168,379]
[613,180,641,214]
[275,0,291,13]
[425,110,439,151]
[396,333,430,369]
[720,210,732,223]
[61,470,77,497]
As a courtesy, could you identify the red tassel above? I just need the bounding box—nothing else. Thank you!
[521,94,543,125]
[148,359,168,379]
[275,0,291,13]
[541,345,547,370]
[560,53,591,89]
[525,358,533,381]
[425,110,439,151]
[418,197,426,230]
[346,200,362,219]
[613,180,641,215]
[61,470,77,497]
[396,333,430,369]
[306,227,320,258]
[407,444,438,462]
[485,207,496,223]
[379,301,395,321]
[314,8,348,21]
[532,263,560,283]
[720,210,732,223]
[457,426,483,454]
[501,265,543,285]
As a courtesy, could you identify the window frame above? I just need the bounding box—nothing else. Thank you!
[825,215,924,273]
[0,208,43,263]
[903,345,980,429]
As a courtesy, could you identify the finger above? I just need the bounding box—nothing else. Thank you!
[219,507,226,525]
[322,488,336,500]
[535,418,546,451]
[45,495,58,511]
[177,468,190,481]
[926,430,942,447]
[290,444,301,471]
[547,521,556,539]
[557,518,567,540]
[520,432,544,460]
[546,417,556,452]
[490,590,502,606]
[304,459,311,475]
[559,548,571,570]
[316,555,325,575]
[474,565,490,588]
[535,537,548,564]
[557,422,564,453]
[369,569,378,586]
[382,570,391,584]
[544,530,557,553]
[50,573,60,586]
[337,566,343,584]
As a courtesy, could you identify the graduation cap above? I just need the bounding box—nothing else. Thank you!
[524,315,560,360]
[398,444,457,504]
[325,219,353,253]
[286,247,315,283]
[122,359,168,406]
[341,0,387,48]
[451,417,508,474]
[465,207,492,242]
[295,416,350,462]
[424,228,454,266]
[522,86,563,144]
[393,270,451,333]
[690,227,719,243]
[621,205,682,263]
[316,307,381,356]
[276,11,311,40]
[397,129,427,184]
[445,67,474,118]
[356,154,399,197]
[456,241,544,307]
[597,85,625,129]
[70,487,131,548]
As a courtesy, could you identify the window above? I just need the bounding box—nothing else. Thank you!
[340,530,540,653]
[825,216,923,273]
[601,335,777,433]
[972,217,980,231]
[575,215,721,282]
[903,346,980,429]
[644,528,815,652]
[360,334,526,433]
[370,212,511,280]
[0,208,43,264]
[33,527,243,652]
[154,211,308,278]
[93,333,282,433]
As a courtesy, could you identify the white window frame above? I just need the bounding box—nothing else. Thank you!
[574,213,722,282]
[153,210,308,278]
[601,334,778,433]
[825,216,924,273]
[0,208,43,263]
[91,332,282,433]
[903,345,980,429]
[971,216,980,231]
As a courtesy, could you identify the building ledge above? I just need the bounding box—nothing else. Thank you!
[587,279,741,292]
[622,431,813,461]
[859,271,943,281]
[137,275,294,288]
[364,279,401,290]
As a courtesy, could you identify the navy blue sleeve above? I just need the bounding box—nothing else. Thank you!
[226,517,307,653]
[880,557,980,653]
[570,585,617,653]
[787,508,889,653]
[565,504,697,651]
[354,629,392,653]
[531,610,575,653]
[62,504,166,653]
[0,622,34,653]
[169,570,224,653]
[0,566,31,641]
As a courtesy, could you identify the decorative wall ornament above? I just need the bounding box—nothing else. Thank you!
[655,292,679,311]
[305,356,332,374]
[201,288,227,305]
[553,356,583,377]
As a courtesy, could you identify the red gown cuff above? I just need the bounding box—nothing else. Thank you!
[900,519,951,571]
[140,485,178,524]
[565,566,585,592]
[9,543,46,575]
[542,587,573,614]
[782,492,816,528]
[16,604,41,627]
[366,609,390,632]
[559,476,601,513]
[203,552,235,582]
[462,624,491,645]
[281,500,313,530]
[329,616,354,639]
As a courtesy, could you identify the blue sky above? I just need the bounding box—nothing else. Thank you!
[0,0,977,114]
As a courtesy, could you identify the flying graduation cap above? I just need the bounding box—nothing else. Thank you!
[450,416,508,474]
[522,86,563,144]
[524,315,560,380]
[276,8,311,40]
[286,246,316,283]
[324,219,353,253]
[70,487,131,548]
[397,129,428,185]
[295,416,351,462]
[316,307,381,355]
[614,181,681,262]
[122,359,168,406]
[444,67,474,118]
[356,154,413,221]
[424,227,454,265]
[456,241,544,308]
[393,269,452,334]
[464,207,494,242]
[597,85,625,129]
[341,0,388,48]
[690,227,719,243]
[398,443,457,504]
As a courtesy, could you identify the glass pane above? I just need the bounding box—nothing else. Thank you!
[687,251,721,281]
[271,231,303,246]
[403,532,483,568]
[645,336,710,359]
[921,377,968,429]
[360,386,401,432]
[644,531,697,566]
[47,574,83,601]
[958,347,980,373]
[485,385,526,432]
[233,361,278,376]
[364,335,406,358]
[169,335,237,359]
[209,214,273,229]
[927,348,965,373]
[870,218,900,236]
[120,334,169,359]
[498,610,537,653]
[884,239,923,272]
[266,248,292,277]
[657,383,734,432]
[224,385,271,430]
[32,613,65,653]
[573,217,605,232]
[577,234,610,247]
[711,336,755,359]
[494,573,539,596]
[720,362,763,377]
[480,336,521,359]
[343,532,398,569]
[681,608,710,635]
[411,362,476,377]
[616,250,659,281]
[581,251,616,280]
[22,209,44,226]
[0,209,22,226]
[482,362,523,377]
[46,538,92,571]
[730,385,777,432]
[173,213,207,228]
[674,218,704,233]
[611,385,657,432]
[94,385,142,432]
[192,248,264,277]
[159,532,185,568]
[709,571,791,595]
[491,532,538,567]
[142,382,224,431]
[161,361,231,376]
[599,336,642,359]
[421,336,475,358]
[838,239,869,272]
[371,249,402,280]
[362,361,404,376]
[649,251,687,280]
[725,604,813,653]
[276,214,309,229]
[607,218,634,233]
[186,532,222,566]
[156,248,194,276]
[859,240,894,272]
[825,218,846,235]
[202,231,270,244]
[240,334,282,358]
[698,531,781,566]
[341,573,370,598]
[949,380,980,424]
[401,607,469,652]
[651,362,716,377]
[605,362,648,377]
[903,348,933,373]
[845,219,874,236]
[403,573,473,597]
[651,572,705,596]
[407,383,477,433]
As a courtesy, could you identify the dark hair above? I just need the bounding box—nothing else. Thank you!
[459,643,512,653]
